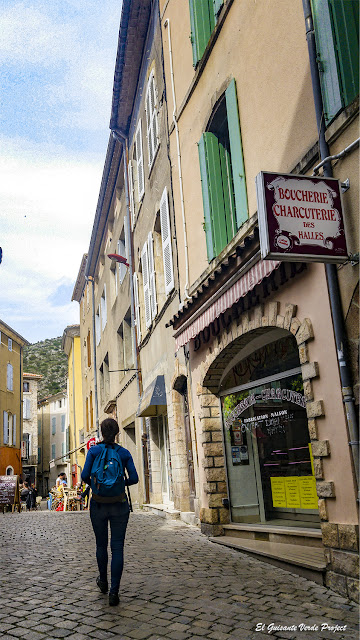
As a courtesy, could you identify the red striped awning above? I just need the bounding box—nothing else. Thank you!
[175,259,280,351]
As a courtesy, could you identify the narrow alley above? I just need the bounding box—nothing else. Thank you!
[0,510,358,640]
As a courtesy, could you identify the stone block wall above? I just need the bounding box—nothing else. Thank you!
[195,299,359,602]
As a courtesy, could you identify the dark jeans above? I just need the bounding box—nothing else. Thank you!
[90,499,130,593]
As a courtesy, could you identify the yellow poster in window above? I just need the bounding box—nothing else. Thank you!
[285,477,301,508]
[270,477,286,508]
[299,476,318,509]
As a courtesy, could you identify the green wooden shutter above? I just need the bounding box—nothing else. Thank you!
[198,134,215,261]
[219,143,236,242]
[189,0,215,66]
[225,79,248,229]
[204,132,228,255]
[330,0,359,107]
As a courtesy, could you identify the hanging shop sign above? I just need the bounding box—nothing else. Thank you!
[256,172,348,263]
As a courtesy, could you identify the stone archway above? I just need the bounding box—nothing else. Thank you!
[196,300,333,534]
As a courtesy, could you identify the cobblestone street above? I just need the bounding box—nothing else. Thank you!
[0,510,358,640]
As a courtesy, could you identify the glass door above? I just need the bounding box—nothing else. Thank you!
[222,372,319,525]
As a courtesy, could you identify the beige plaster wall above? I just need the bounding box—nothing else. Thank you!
[161,0,318,291]
[190,263,358,524]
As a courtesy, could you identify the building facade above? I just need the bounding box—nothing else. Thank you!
[62,325,86,486]
[22,372,42,485]
[39,391,69,488]
[0,320,29,476]
[160,0,359,600]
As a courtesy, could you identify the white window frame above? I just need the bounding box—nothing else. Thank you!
[160,186,175,296]
[145,70,159,169]
[3,411,8,445]
[135,119,145,200]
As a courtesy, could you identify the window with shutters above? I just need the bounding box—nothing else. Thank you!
[7,363,13,391]
[61,414,66,432]
[141,233,158,329]
[23,397,31,420]
[145,70,159,170]
[23,381,30,392]
[128,161,135,229]
[101,286,107,331]
[312,0,359,126]
[135,119,145,201]
[160,187,175,296]
[133,272,142,345]
[117,218,128,286]
[189,0,223,67]
[198,79,248,261]
[95,307,101,345]
[12,415,16,447]
[52,443,56,460]
[3,411,9,445]
[52,417,56,435]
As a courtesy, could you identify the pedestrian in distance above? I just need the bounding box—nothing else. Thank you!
[81,418,138,606]
[56,472,67,488]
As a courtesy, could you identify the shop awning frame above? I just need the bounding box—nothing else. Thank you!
[136,375,167,417]
[174,257,280,350]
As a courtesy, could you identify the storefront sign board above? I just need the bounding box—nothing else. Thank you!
[0,475,20,510]
[256,171,348,263]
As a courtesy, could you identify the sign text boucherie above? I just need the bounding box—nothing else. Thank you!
[256,172,348,263]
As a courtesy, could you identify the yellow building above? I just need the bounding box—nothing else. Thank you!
[62,325,86,486]
[0,320,29,476]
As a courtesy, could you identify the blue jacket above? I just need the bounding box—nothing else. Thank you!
[81,443,139,488]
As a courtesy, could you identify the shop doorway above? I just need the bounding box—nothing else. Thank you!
[220,332,320,527]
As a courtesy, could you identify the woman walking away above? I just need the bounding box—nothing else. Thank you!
[81,418,138,606]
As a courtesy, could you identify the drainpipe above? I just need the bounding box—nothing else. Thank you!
[111,129,149,503]
[164,19,191,303]
[302,0,359,492]
[88,276,100,439]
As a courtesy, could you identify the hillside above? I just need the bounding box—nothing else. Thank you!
[23,337,68,399]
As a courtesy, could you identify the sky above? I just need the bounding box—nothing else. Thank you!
[0,0,123,343]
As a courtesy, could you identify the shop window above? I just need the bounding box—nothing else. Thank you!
[220,332,319,526]
[312,0,359,125]
[198,79,248,261]
[189,0,223,66]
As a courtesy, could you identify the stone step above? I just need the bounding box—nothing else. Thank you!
[223,523,323,548]
[210,535,326,585]
[143,503,180,520]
